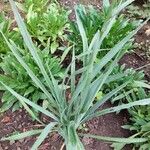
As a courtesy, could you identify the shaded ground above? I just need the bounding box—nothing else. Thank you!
[0,108,63,150]
[120,22,150,81]
[0,0,150,150]
[0,102,131,150]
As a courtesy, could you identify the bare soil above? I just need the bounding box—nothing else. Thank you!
[0,0,150,150]
[120,22,150,81]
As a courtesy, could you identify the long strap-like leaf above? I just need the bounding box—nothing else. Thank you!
[80,134,148,144]
[31,122,57,150]
[9,0,55,102]
[0,81,59,121]
[1,130,42,141]
[88,98,150,121]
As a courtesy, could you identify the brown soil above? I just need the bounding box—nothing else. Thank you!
[0,102,131,150]
[0,0,149,150]
[120,22,150,81]
[84,103,132,150]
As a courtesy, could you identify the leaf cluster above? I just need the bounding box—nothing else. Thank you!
[102,64,147,103]
[0,0,150,150]
[17,0,70,53]
[0,46,63,113]
[69,4,139,57]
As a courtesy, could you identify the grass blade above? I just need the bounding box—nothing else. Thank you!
[112,0,135,16]
[71,49,75,93]
[31,122,57,150]
[9,0,54,97]
[75,5,88,65]
[91,98,150,119]
[1,130,42,141]
[80,134,148,143]
[93,18,149,78]
[134,81,150,89]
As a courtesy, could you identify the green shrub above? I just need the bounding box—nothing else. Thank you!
[124,96,150,149]
[0,47,63,112]
[0,0,150,150]
[17,0,70,53]
[69,4,139,57]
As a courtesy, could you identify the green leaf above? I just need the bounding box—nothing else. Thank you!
[51,41,59,54]
[31,122,57,150]
[1,130,42,141]
[92,98,150,119]
[0,99,16,113]
[60,46,72,63]
[24,87,35,96]
[75,6,88,64]
[103,0,110,8]
[134,81,150,89]
[80,134,148,143]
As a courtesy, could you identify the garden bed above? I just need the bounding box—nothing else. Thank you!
[0,0,150,150]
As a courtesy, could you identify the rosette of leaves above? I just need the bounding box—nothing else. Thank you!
[101,64,150,104]
[69,4,139,57]
[0,47,63,112]
[17,0,70,53]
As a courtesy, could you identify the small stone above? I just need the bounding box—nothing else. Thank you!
[17,147,21,150]
[18,124,22,129]
[4,146,8,150]
[145,28,150,36]
[82,137,93,145]
[9,140,15,145]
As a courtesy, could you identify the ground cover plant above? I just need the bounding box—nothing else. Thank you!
[69,2,139,57]
[0,47,63,113]
[1,0,150,150]
[16,0,70,53]
[111,88,150,150]
[127,0,150,19]
[102,64,149,103]
[0,1,64,113]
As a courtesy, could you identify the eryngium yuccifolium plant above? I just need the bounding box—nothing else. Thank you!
[0,0,150,150]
